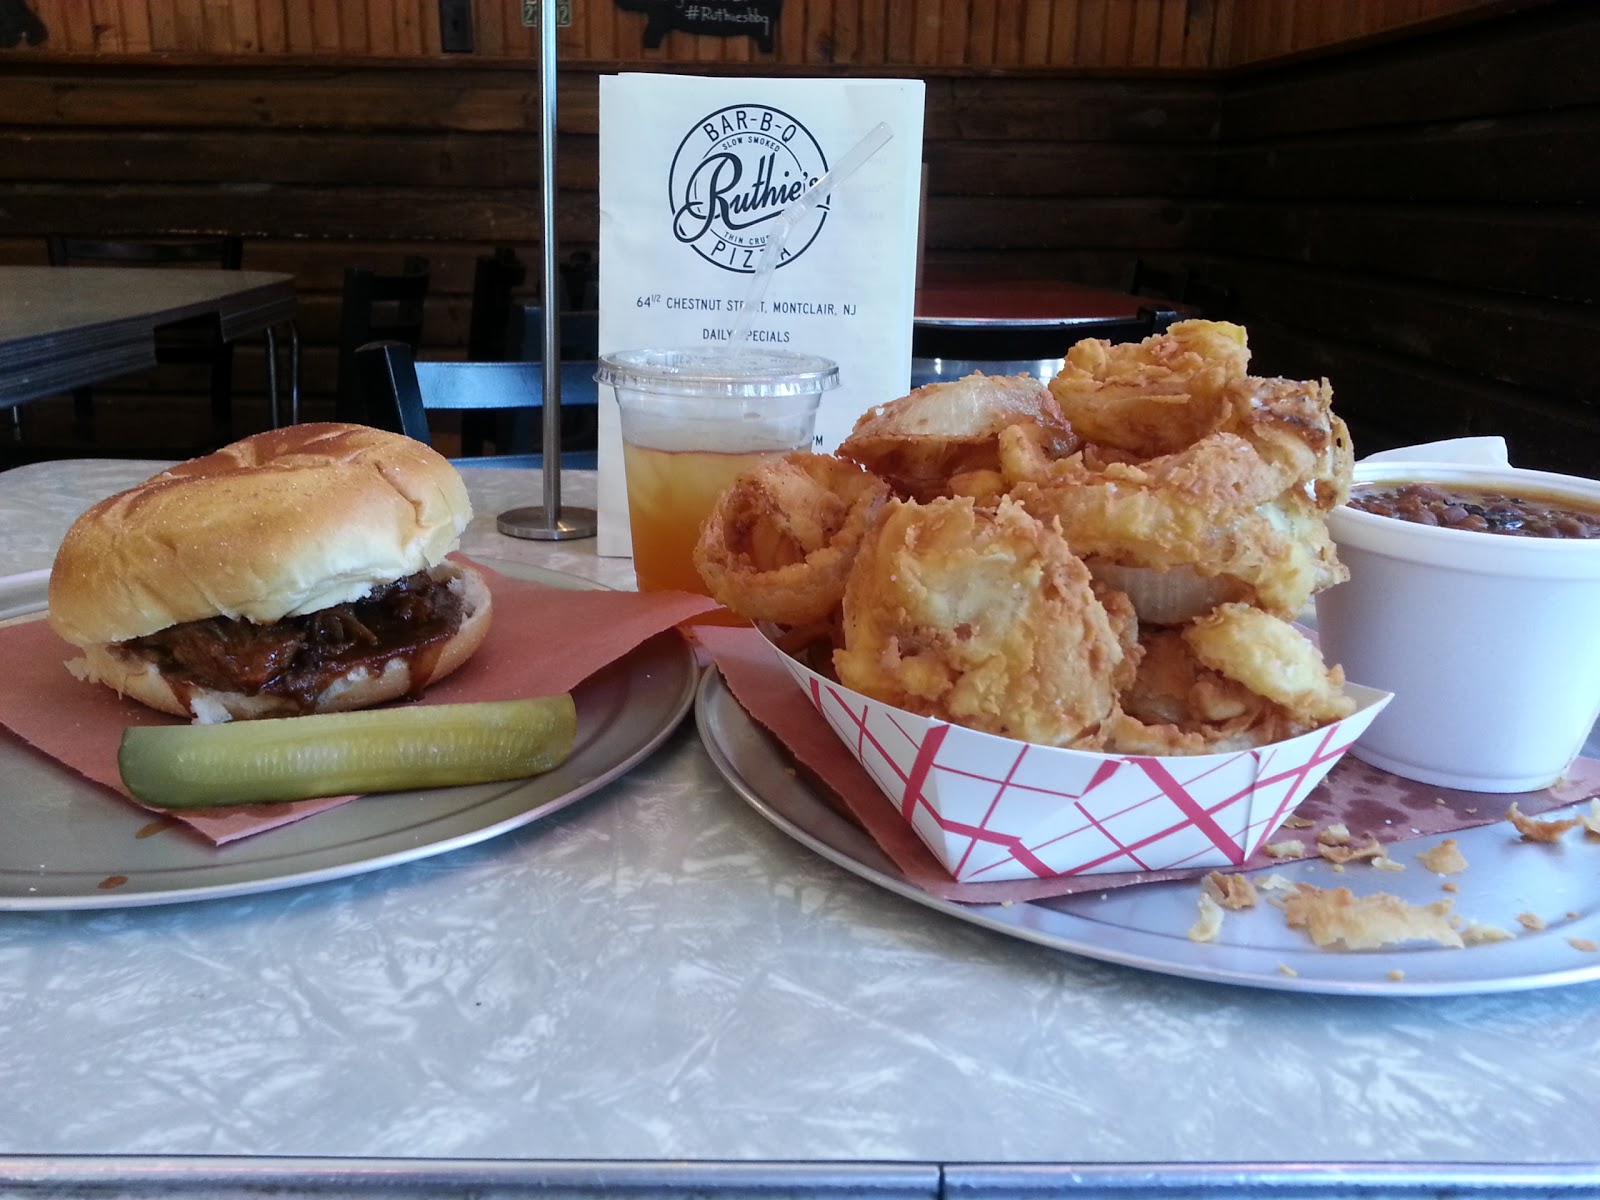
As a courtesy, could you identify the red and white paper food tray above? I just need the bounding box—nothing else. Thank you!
[769,642,1393,883]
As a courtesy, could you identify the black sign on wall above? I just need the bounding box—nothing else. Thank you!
[0,0,47,48]
[614,1,783,54]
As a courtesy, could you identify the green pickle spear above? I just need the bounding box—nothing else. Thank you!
[119,696,578,809]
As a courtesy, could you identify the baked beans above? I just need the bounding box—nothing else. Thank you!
[1347,482,1600,539]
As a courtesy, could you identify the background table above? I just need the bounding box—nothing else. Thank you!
[1,460,1598,1196]
[0,266,298,424]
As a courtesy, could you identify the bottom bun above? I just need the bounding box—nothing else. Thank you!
[68,563,493,723]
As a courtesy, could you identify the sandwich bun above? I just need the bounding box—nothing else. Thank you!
[48,423,490,722]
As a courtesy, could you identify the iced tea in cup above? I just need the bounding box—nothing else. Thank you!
[596,347,839,605]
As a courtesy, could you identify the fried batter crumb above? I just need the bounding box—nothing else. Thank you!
[1569,938,1599,953]
[1278,964,1298,977]
[1387,969,1405,981]
[1417,837,1468,875]
[1442,881,1459,893]
[1282,815,1315,829]
[1316,835,1386,866]
[1258,873,1296,894]
[1264,839,1306,859]
[1581,799,1600,837]
[1279,884,1463,950]
[1372,856,1405,873]
[1462,922,1515,945]
[1317,823,1352,846]
[1188,892,1224,943]
[1516,911,1547,932]
[1202,870,1258,910]
[1507,801,1581,843]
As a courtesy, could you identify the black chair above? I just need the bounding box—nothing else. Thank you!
[335,258,430,425]
[356,341,599,470]
[1126,257,1192,304]
[502,302,600,458]
[459,249,527,455]
[46,233,245,444]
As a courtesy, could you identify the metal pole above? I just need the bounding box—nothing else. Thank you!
[497,0,596,541]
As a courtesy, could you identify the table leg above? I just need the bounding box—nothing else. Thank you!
[265,327,280,429]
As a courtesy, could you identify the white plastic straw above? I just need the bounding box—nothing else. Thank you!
[727,121,894,346]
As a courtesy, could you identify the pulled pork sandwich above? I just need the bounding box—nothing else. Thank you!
[47,423,491,723]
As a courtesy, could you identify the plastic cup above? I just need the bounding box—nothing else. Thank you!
[1316,462,1600,793]
[595,346,839,603]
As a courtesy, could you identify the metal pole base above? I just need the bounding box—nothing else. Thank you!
[496,505,598,541]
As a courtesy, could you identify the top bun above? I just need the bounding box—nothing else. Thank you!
[49,423,473,647]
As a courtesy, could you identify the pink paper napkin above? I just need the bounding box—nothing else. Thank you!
[0,557,719,843]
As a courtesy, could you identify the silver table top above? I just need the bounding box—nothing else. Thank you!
[1,459,1597,1189]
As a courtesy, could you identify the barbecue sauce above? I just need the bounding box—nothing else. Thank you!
[122,570,466,713]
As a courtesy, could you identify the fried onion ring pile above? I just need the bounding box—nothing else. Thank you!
[693,318,1358,755]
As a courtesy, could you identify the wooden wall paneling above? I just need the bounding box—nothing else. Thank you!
[1211,109,1600,208]
[0,66,552,132]
[967,0,998,67]
[1209,202,1599,305]
[832,0,857,62]
[1124,0,1162,68]
[804,0,833,63]
[884,0,916,65]
[576,0,613,60]
[367,0,398,55]
[53,0,90,51]
[0,126,591,190]
[257,0,288,52]
[1047,0,1081,66]
[282,0,312,53]
[1154,0,1186,65]
[0,181,584,245]
[174,0,203,50]
[86,0,120,51]
[854,0,887,66]
[1181,0,1215,66]
[1222,4,1600,140]
[994,0,1028,65]
[471,0,504,58]
[310,2,341,52]
[204,0,244,51]
[12,0,1533,66]
[1100,0,1139,65]
[1020,0,1052,66]
[1217,260,1599,399]
[926,78,1219,143]
[1207,0,1236,67]
[909,3,940,64]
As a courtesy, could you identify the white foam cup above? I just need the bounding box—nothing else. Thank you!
[1316,462,1600,792]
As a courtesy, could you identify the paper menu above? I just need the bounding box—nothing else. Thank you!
[596,73,926,556]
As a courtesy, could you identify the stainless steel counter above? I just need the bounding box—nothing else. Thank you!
[1,459,1598,1192]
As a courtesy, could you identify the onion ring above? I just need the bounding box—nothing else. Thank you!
[692,452,890,627]
[1182,602,1356,726]
[838,372,1078,502]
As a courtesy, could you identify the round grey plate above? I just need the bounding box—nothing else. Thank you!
[0,562,698,910]
[697,669,1600,996]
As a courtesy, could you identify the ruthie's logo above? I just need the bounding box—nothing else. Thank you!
[669,104,828,273]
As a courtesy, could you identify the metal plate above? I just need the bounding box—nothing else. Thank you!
[696,669,1600,996]
[0,562,698,910]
